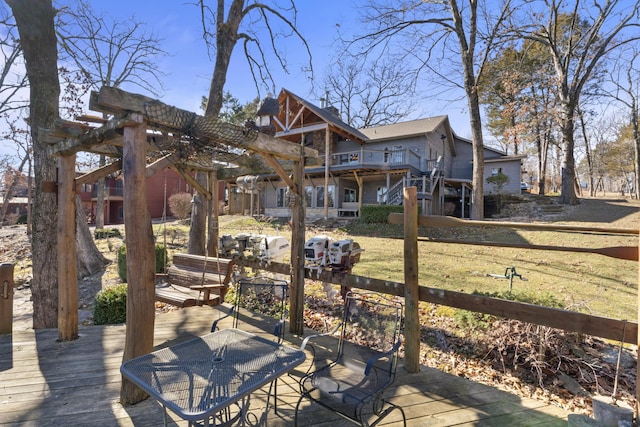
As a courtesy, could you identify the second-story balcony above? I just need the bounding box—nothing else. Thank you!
[329,148,441,176]
[91,185,123,198]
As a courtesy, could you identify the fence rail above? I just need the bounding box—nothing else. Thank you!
[232,257,638,345]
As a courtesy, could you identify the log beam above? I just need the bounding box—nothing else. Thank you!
[90,86,318,161]
[75,160,122,187]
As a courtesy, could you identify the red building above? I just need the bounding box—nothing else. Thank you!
[79,169,224,225]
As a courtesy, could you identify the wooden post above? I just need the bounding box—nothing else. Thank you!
[120,114,155,405]
[403,186,420,373]
[207,170,219,257]
[290,148,306,335]
[57,154,78,341]
[0,263,14,335]
[324,128,330,220]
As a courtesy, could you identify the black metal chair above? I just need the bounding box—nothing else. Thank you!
[294,292,406,427]
[210,276,289,417]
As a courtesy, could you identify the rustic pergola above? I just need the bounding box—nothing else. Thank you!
[45,86,318,403]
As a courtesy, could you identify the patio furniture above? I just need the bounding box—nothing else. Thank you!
[210,276,289,412]
[294,292,406,427]
[120,328,305,427]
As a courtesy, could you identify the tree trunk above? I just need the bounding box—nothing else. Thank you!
[468,91,485,219]
[95,154,106,228]
[632,99,639,200]
[558,103,578,205]
[8,0,60,328]
[187,172,207,255]
[75,196,110,277]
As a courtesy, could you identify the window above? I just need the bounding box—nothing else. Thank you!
[115,179,123,196]
[343,188,357,203]
[304,186,313,207]
[392,146,403,163]
[276,187,287,208]
[315,186,335,208]
[491,167,502,176]
[377,186,388,204]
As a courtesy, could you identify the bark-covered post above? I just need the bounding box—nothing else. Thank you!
[120,114,155,405]
[290,147,306,335]
[57,154,78,341]
[403,186,420,373]
[0,263,14,335]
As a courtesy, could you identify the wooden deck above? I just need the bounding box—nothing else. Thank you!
[0,306,572,426]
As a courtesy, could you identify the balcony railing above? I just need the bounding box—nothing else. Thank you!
[91,186,123,198]
[331,148,423,172]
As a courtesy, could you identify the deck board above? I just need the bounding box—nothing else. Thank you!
[0,306,572,426]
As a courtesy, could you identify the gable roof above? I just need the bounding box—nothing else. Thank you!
[277,89,369,143]
[359,116,449,141]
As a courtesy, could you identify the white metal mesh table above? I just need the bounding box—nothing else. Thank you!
[120,328,306,426]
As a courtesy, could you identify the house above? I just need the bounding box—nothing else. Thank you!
[78,168,225,225]
[236,88,523,219]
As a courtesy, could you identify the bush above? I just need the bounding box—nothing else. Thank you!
[360,205,404,223]
[168,192,193,220]
[94,228,122,239]
[117,243,168,282]
[359,205,421,223]
[93,284,127,325]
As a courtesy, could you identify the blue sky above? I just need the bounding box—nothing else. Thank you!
[0,1,472,162]
[89,1,472,136]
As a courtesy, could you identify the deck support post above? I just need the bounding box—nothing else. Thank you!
[403,186,420,373]
[290,146,306,335]
[120,113,156,405]
[57,154,78,341]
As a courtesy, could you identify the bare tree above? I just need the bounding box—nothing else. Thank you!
[58,0,166,231]
[198,0,312,117]
[519,0,640,205]
[6,0,60,328]
[323,55,417,128]
[601,47,640,199]
[0,6,27,117]
[351,0,515,219]
[192,0,312,255]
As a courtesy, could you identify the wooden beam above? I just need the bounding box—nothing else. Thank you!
[275,123,329,138]
[46,116,130,156]
[262,153,294,188]
[389,213,639,235]
[418,237,638,261]
[57,154,78,341]
[232,257,638,345]
[404,187,420,373]
[76,160,122,187]
[289,147,306,335]
[91,86,319,161]
[120,113,155,405]
[145,152,180,177]
[172,165,211,200]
